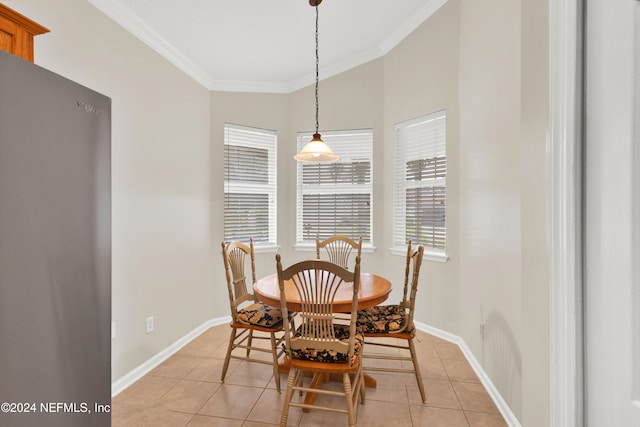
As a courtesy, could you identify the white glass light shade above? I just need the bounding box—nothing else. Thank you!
[294,133,339,162]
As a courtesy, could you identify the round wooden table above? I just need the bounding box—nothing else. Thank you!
[253,272,392,313]
[253,270,392,402]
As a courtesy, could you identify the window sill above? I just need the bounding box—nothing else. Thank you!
[294,243,377,254]
[390,247,449,263]
[253,245,280,254]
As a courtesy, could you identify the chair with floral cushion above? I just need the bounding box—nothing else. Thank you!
[315,234,362,269]
[276,255,365,427]
[356,241,427,403]
[220,239,288,393]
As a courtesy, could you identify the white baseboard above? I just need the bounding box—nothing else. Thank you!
[415,321,521,427]
[111,316,230,397]
[112,317,519,427]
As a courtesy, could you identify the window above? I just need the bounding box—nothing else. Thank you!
[224,123,277,248]
[393,111,447,259]
[296,130,373,247]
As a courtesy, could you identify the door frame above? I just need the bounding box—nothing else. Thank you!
[549,0,584,426]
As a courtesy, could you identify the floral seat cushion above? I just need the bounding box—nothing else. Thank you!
[357,304,414,334]
[236,302,283,328]
[287,324,364,363]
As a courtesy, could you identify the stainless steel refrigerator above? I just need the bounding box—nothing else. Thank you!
[0,50,111,427]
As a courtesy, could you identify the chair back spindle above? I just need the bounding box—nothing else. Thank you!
[276,255,361,364]
[406,244,424,326]
[315,235,362,269]
[222,239,257,321]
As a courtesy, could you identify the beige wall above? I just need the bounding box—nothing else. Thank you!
[5,0,215,382]
[381,1,550,424]
[458,0,527,418]
[456,0,549,424]
[5,0,550,424]
[458,0,523,417]
[383,0,461,335]
[381,0,549,423]
[520,0,549,425]
[210,91,290,283]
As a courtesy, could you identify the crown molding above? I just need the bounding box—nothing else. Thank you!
[275,0,449,94]
[88,0,213,89]
[209,79,292,94]
[88,0,448,93]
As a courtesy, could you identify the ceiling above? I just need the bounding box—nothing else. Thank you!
[89,0,446,93]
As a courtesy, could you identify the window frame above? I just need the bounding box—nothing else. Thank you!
[294,129,374,251]
[392,111,448,262]
[223,123,278,251]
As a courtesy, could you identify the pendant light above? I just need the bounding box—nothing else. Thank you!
[294,0,339,163]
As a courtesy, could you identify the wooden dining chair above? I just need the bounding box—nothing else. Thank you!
[276,255,365,427]
[315,234,362,269]
[356,241,427,403]
[220,239,287,393]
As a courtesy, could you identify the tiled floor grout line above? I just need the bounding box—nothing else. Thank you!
[112,326,508,427]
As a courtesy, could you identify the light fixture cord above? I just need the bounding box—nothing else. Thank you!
[314,4,319,135]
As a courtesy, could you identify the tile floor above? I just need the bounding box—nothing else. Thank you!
[112,324,509,426]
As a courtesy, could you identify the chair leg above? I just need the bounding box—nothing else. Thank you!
[246,329,253,357]
[342,372,356,427]
[221,327,237,383]
[270,332,281,393]
[358,365,366,404]
[409,339,426,403]
[280,367,298,427]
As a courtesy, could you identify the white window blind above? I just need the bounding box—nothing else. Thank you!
[224,123,277,247]
[296,130,373,245]
[393,111,446,254]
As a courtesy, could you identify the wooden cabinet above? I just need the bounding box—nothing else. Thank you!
[0,3,49,62]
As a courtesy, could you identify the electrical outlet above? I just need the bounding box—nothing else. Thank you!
[480,322,485,340]
[146,316,154,334]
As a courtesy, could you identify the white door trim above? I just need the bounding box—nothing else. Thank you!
[634,2,640,411]
[549,0,583,426]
